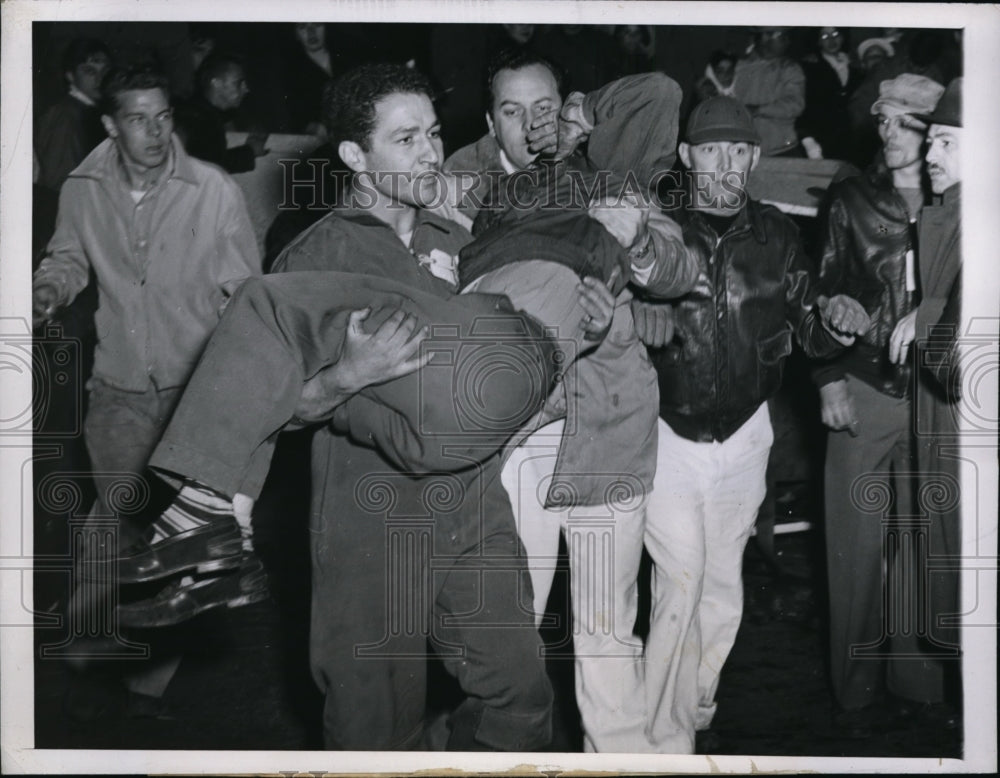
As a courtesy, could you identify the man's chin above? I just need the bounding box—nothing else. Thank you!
[510,150,536,171]
[400,183,443,210]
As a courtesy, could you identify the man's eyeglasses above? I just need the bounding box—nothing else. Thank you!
[821,31,842,40]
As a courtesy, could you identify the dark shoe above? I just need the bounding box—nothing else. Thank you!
[89,521,244,584]
[116,556,269,628]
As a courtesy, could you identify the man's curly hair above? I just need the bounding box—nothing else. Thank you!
[322,63,434,151]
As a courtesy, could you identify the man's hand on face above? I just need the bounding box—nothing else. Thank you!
[888,308,917,365]
[589,194,651,253]
[819,379,859,436]
[527,92,590,163]
[295,307,431,423]
[631,299,675,348]
[816,294,872,346]
[526,107,559,159]
[577,267,619,342]
[32,284,60,329]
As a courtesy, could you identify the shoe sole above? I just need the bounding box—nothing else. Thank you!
[83,530,244,584]
[193,554,244,576]
[116,568,269,629]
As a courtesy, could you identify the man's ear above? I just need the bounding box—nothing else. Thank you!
[338,140,366,173]
[101,114,117,139]
[678,142,691,169]
[485,111,496,138]
[749,144,761,173]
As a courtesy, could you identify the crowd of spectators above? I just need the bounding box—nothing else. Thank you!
[33,24,962,162]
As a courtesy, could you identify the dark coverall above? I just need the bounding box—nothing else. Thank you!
[151,210,561,751]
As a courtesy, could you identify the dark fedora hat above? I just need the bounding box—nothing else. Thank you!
[912,77,962,127]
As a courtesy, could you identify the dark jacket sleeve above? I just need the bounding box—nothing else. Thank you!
[174,102,256,174]
[810,187,853,385]
[223,145,257,174]
[35,102,87,192]
[783,222,842,360]
[921,268,962,400]
[582,72,683,190]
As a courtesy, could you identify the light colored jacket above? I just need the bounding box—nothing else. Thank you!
[34,135,261,391]
[734,54,806,155]
[445,73,697,506]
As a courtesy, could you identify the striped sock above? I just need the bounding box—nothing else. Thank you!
[232,493,255,552]
[150,481,234,544]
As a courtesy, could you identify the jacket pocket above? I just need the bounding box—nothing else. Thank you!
[755,328,793,400]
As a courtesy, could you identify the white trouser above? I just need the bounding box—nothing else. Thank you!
[643,405,773,753]
[501,419,650,753]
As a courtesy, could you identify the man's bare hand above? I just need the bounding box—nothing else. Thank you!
[631,299,675,348]
[589,195,650,251]
[817,294,871,346]
[295,307,430,423]
[526,107,559,158]
[578,269,618,342]
[888,308,917,365]
[528,92,590,162]
[32,283,60,329]
[819,379,858,435]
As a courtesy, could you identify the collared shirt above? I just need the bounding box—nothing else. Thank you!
[34,135,261,391]
[498,148,518,176]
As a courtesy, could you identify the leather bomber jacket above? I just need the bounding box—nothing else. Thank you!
[811,160,918,397]
[647,199,841,443]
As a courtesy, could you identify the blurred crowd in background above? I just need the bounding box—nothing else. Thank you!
[33,22,963,164]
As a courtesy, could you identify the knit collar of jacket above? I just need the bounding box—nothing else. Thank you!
[69,133,198,187]
[678,196,769,245]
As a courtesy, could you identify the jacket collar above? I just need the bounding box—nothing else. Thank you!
[69,134,199,187]
[333,204,462,237]
[865,155,896,191]
[683,198,768,244]
[473,133,505,173]
[938,182,961,207]
[743,199,769,243]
